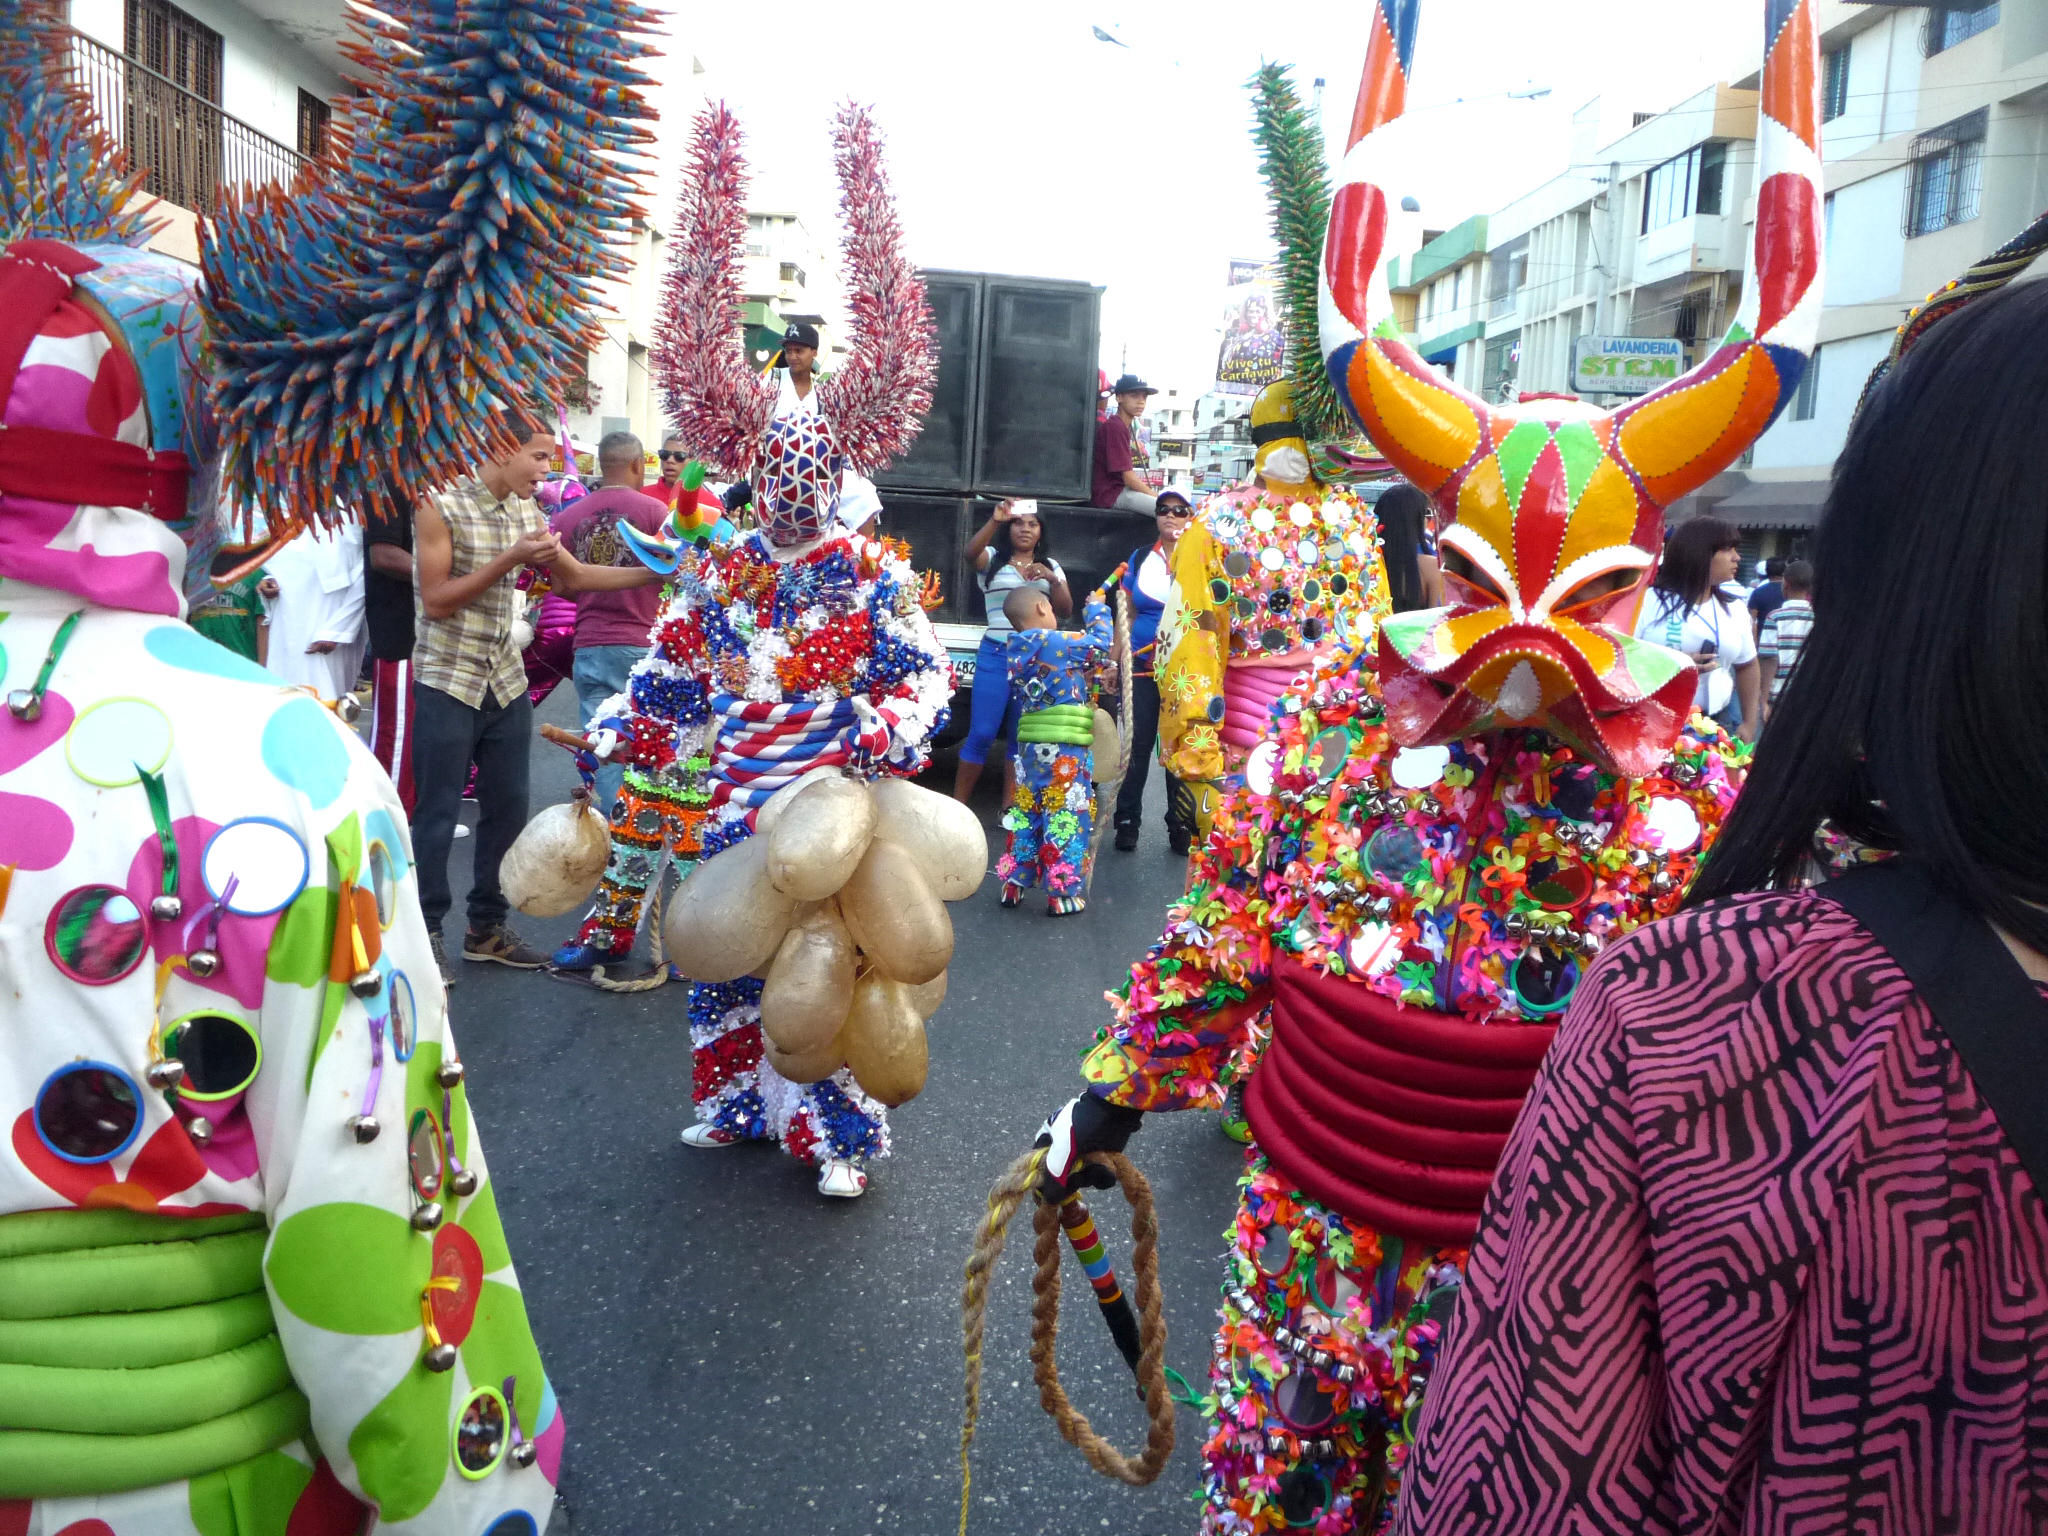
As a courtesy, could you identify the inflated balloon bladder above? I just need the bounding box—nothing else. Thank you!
[664,833,802,983]
[867,778,989,902]
[764,1034,845,1085]
[501,792,611,917]
[837,838,951,985]
[759,903,858,1054]
[765,776,877,901]
[904,970,946,1021]
[839,969,929,1106]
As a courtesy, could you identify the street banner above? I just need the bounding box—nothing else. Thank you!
[1571,335,1685,397]
[1216,259,1285,397]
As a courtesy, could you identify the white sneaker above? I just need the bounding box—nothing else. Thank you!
[453,824,471,840]
[816,1158,867,1198]
[679,1122,740,1149]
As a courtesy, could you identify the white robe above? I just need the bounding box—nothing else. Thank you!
[263,522,366,699]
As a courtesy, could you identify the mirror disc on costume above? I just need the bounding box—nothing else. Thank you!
[1301,617,1325,644]
[1312,728,1349,782]
[1259,547,1286,573]
[1278,1468,1335,1529]
[1233,596,1259,621]
[1223,551,1253,579]
[1254,1223,1294,1276]
[409,1109,445,1202]
[1390,745,1451,790]
[389,971,419,1062]
[46,886,148,983]
[1326,539,1348,565]
[1274,1368,1340,1430]
[164,1013,261,1100]
[1513,947,1581,1016]
[1638,796,1702,854]
[1528,863,1595,911]
[1347,921,1401,976]
[34,1062,142,1163]
[454,1386,509,1478]
[1208,577,1231,605]
[65,698,173,787]
[1328,572,1350,596]
[1288,503,1315,528]
[1259,627,1288,653]
[1267,589,1292,614]
[1301,578,1322,604]
[1363,825,1428,885]
[1310,1257,1364,1318]
[1296,538,1320,566]
[368,842,399,929]
[1245,741,1282,798]
[202,819,311,917]
[1250,507,1277,534]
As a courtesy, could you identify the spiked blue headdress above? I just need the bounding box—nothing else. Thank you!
[201,0,660,533]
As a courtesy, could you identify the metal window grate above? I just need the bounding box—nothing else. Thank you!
[1822,46,1850,123]
[1904,109,1988,237]
[296,89,329,158]
[1925,2,1999,56]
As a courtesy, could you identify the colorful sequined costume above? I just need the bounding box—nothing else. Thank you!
[1035,4,1822,1529]
[998,595,1112,910]
[0,1,655,1530]
[595,101,943,1171]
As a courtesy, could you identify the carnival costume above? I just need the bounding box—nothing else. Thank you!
[1152,70,1400,830]
[1032,5,1821,1530]
[588,103,946,1192]
[0,1,653,1530]
[998,593,1114,914]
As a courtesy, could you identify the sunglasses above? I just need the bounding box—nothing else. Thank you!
[658,450,687,461]
[1157,505,1191,517]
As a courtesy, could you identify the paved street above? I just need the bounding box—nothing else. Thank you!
[435,687,1244,1535]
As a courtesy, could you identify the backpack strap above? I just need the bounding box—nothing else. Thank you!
[1820,860,2048,1189]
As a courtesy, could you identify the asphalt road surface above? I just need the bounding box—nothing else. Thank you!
[436,686,1246,1535]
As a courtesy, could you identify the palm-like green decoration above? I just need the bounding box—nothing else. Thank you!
[1250,64,1343,445]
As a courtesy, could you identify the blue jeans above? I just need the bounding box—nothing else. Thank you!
[959,633,1021,766]
[574,643,643,812]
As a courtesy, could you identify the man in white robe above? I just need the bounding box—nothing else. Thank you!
[263,521,368,699]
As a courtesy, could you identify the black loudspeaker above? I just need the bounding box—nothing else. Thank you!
[874,274,981,493]
[973,278,1101,503]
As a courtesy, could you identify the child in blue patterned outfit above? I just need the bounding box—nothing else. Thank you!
[997,585,1113,915]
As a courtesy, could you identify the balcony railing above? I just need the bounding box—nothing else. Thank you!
[68,29,304,217]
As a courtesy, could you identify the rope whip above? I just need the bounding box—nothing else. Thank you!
[958,1149,1175,1535]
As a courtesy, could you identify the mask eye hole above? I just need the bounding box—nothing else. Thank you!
[1441,549,1509,606]
[1553,567,1642,616]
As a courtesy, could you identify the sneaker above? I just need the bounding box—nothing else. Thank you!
[1049,895,1086,917]
[1220,1083,1251,1145]
[1168,826,1193,857]
[551,937,632,972]
[452,824,471,840]
[462,923,547,969]
[429,930,458,988]
[1113,825,1139,853]
[680,1123,741,1149]
[817,1158,868,1198]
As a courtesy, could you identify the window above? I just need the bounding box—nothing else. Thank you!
[1926,2,1998,55]
[1905,109,1987,236]
[1822,46,1850,123]
[1641,144,1726,233]
[123,0,223,211]
[1790,346,1821,422]
[296,89,329,157]
[779,261,806,286]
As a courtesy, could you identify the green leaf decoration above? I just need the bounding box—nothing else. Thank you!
[324,816,363,892]
[266,1202,426,1336]
[1252,63,1344,444]
[267,888,334,988]
[346,1354,454,1522]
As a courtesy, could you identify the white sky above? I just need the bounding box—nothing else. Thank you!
[659,0,1764,395]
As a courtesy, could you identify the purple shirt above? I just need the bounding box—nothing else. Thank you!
[1396,890,2048,1536]
[1092,412,1140,507]
[549,486,668,649]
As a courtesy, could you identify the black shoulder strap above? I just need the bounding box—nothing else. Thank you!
[1822,860,2048,1188]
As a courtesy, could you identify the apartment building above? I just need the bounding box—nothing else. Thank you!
[1730,0,2048,539]
[66,0,342,262]
[1387,215,1492,394]
[741,212,845,370]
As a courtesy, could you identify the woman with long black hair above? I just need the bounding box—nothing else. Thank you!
[954,499,1072,801]
[1633,514,1759,740]
[1394,278,2048,1535]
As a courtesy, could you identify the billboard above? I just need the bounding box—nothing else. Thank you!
[1215,259,1285,397]
[1571,336,1685,397]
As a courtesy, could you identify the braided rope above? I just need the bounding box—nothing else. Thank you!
[1085,590,1137,896]
[1856,206,2048,419]
[958,1150,1175,1535]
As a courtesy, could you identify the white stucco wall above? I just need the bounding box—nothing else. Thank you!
[1748,329,1891,471]
[1825,167,1908,307]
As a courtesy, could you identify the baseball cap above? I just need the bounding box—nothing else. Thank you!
[782,322,821,350]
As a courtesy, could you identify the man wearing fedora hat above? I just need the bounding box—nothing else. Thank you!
[1092,372,1160,512]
